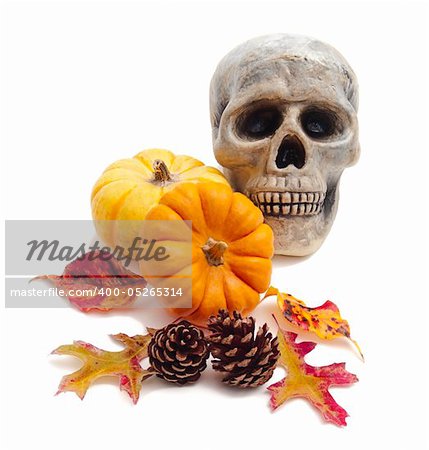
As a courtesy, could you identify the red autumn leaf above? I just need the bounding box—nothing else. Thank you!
[33,250,147,311]
[52,332,154,403]
[268,324,358,427]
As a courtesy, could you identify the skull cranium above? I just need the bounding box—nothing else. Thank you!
[210,34,360,256]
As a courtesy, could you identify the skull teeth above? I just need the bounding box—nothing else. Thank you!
[250,191,325,217]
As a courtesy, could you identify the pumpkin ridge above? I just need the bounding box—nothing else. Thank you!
[192,261,211,315]
[91,184,138,246]
[221,192,263,242]
[162,184,208,235]
[179,166,225,181]
[91,180,138,218]
[222,269,260,314]
[171,259,209,317]
[103,166,151,178]
[226,244,271,258]
[134,155,158,173]
[91,173,145,200]
[108,184,139,220]
[197,183,233,237]
[222,259,262,293]
[224,188,236,222]
[225,255,272,292]
[190,266,226,321]
[172,159,204,175]
[226,219,265,243]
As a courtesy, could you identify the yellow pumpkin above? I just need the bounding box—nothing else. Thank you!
[91,149,228,250]
[140,182,274,324]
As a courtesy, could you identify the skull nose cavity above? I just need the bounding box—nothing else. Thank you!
[275,135,306,169]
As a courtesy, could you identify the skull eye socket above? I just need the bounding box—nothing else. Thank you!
[301,109,336,139]
[237,107,282,140]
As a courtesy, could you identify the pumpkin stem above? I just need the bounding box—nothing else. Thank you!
[201,237,228,266]
[153,159,172,183]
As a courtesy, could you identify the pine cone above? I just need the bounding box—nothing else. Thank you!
[207,310,279,388]
[148,320,209,385]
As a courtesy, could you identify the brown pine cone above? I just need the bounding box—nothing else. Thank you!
[207,310,279,388]
[148,320,209,385]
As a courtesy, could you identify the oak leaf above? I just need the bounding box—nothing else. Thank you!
[52,332,153,403]
[268,325,358,426]
[34,250,147,311]
[264,286,363,358]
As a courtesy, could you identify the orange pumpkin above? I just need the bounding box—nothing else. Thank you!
[140,182,274,324]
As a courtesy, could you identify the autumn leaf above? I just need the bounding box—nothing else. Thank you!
[33,250,147,311]
[263,286,363,359]
[52,332,154,403]
[268,325,358,426]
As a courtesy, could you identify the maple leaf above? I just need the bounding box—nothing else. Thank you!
[268,325,358,426]
[264,286,363,359]
[52,332,154,403]
[34,250,147,311]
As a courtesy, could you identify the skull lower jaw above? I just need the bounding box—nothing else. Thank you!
[223,168,341,256]
[266,214,333,256]
[262,182,339,256]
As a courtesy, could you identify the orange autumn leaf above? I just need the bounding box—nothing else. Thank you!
[264,286,363,359]
[34,250,147,311]
[52,332,153,403]
[268,325,358,427]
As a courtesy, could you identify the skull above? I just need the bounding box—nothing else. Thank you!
[210,34,360,256]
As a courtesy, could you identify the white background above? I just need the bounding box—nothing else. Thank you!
[1,1,428,449]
